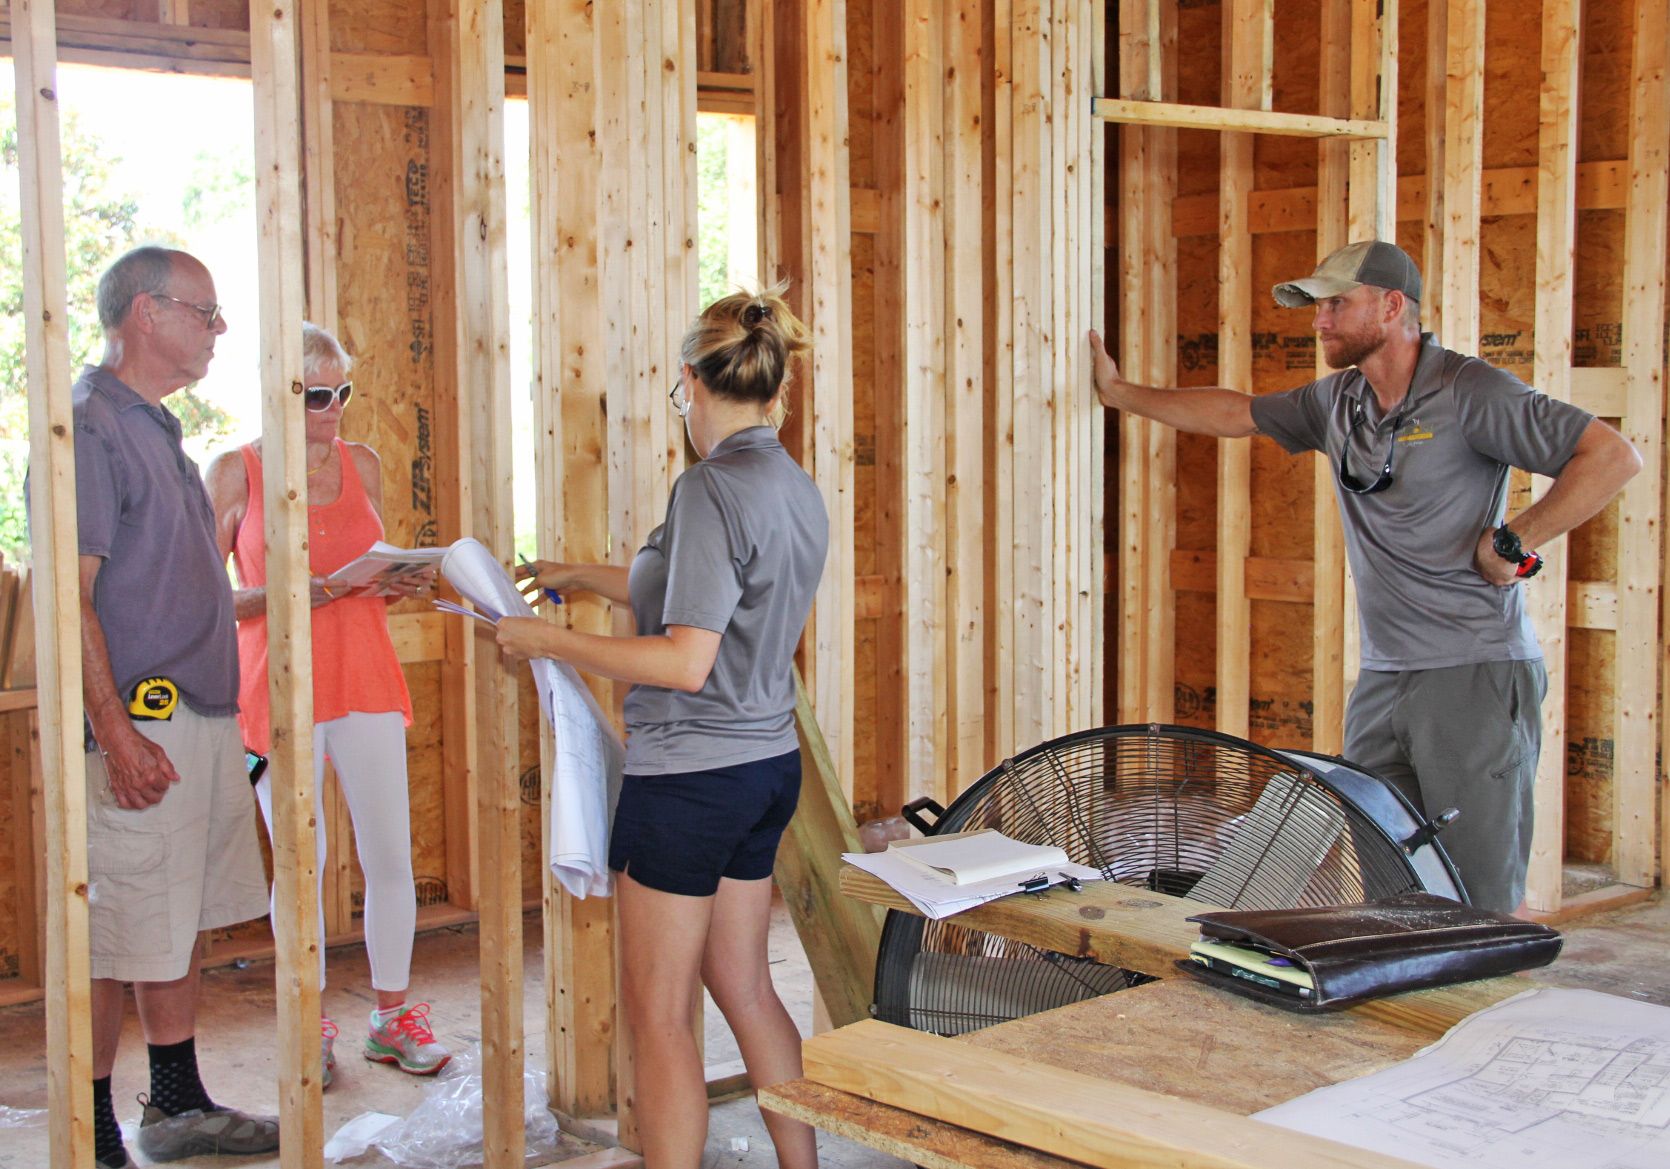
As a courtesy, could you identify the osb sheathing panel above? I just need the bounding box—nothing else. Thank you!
[848,0,881,820]
[852,231,880,819]
[332,100,453,896]
[0,713,26,983]
[518,671,542,900]
[188,0,249,32]
[1566,628,1616,865]
[331,0,429,56]
[54,0,133,21]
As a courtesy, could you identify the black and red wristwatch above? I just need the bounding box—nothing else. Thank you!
[1492,524,1543,579]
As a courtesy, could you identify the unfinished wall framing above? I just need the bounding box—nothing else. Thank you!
[1110,0,1670,916]
[5,0,1669,1162]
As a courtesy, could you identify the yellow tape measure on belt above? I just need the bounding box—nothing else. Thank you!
[128,677,179,721]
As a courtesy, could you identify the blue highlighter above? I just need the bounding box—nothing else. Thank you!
[517,553,564,606]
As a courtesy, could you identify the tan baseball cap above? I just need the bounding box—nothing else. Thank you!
[1272,240,1422,308]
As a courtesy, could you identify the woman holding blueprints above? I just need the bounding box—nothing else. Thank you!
[503,286,827,1169]
[204,323,451,1090]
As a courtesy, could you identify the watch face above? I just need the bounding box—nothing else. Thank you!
[1493,527,1522,560]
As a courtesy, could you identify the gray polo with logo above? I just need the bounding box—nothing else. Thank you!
[67,366,239,715]
[1249,335,1592,672]
[623,426,828,774]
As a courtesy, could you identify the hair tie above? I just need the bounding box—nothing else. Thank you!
[742,302,771,327]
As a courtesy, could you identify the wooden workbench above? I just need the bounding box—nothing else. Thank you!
[758,869,1538,1169]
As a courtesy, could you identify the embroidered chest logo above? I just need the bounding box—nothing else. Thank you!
[1396,415,1435,444]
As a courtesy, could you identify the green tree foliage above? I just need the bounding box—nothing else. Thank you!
[695,115,733,306]
[0,93,234,563]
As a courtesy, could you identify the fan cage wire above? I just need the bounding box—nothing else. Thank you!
[874,725,1439,1036]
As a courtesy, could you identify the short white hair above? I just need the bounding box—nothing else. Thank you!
[302,321,354,382]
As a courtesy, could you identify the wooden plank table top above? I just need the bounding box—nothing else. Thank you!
[759,867,1551,1168]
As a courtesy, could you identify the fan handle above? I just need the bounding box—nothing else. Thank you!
[901,797,946,835]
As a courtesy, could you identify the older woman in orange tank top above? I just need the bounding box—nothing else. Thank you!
[204,323,449,1089]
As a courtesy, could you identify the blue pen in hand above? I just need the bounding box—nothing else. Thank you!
[517,553,564,606]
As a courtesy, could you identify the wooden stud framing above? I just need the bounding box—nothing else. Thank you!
[1523,0,1582,914]
[251,2,326,1163]
[1214,0,1270,742]
[782,0,856,801]
[1426,0,1484,353]
[12,0,94,1162]
[434,0,522,1162]
[1622,0,1668,890]
[902,0,948,802]
[945,0,986,791]
[529,0,617,1121]
[989,0,1016,756]
[1092,97,1385,139]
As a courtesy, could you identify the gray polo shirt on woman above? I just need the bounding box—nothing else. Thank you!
[1249,335,1592,672]
[623,426,828,774]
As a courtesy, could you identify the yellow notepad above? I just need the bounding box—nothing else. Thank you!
[1189,939,1315,991]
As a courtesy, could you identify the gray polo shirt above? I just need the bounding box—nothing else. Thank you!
[622,426,828,774]
[66,366,239,715]
[1250,335,1592,672]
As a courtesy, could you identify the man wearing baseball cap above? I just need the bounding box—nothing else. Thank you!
[1087,239,1640,912]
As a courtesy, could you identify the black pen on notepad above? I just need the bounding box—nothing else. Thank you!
[518,553,563,606]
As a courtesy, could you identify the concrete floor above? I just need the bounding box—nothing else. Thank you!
[0,890,1665,1168]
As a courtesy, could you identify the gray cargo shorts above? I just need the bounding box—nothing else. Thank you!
[1343,659,1546,912]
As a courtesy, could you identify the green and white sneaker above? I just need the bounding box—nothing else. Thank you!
[364,1003,451,1076]
[321,1017,338,1090]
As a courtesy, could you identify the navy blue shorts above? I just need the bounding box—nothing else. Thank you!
[608,750,802,897]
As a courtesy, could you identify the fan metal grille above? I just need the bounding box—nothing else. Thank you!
[874,724,1444,1035]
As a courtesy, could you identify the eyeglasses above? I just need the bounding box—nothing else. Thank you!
[153,294,224,330]
[1336,399,1403,495]
[668,377,690,417]
[304,382,354,412]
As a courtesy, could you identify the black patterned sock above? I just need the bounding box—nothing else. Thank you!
[93,1076,126,1166]
[146,1038,215,1116]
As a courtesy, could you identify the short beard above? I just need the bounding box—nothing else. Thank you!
[1323,328,1384,371]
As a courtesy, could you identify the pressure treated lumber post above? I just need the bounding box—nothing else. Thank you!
[527,0,617,1120]
[251,3,326,1165]
[12,1,94,1163]
[1622,0,1668,891]
[1523,0,1581,915]
[773,671,884,1027]
[1214,0,1271,742]
[437,0,522,1163]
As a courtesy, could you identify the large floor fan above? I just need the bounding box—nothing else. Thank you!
[873,723,1466,1036]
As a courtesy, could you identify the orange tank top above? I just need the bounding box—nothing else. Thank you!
[233,441,413,754]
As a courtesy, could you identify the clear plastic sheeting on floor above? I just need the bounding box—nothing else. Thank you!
[325,1047,562,1167]
[0,1105,45,1128]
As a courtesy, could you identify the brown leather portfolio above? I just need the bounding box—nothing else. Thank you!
[1177,892,1563,1012]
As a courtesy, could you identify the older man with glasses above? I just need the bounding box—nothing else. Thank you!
[36,245,280,1167]
[1087,239,1641,914]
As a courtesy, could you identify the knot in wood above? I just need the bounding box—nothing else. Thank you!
[40,87,56,101]
[52,424,66,437]
[290,380,304,395]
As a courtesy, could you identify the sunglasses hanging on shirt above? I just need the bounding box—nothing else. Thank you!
[1336,398,1406,495]
[304,382,354,412]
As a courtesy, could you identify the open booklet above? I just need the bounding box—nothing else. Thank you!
[324,541,448,590]
[845,829,1102,920]
[886,829,1071,886]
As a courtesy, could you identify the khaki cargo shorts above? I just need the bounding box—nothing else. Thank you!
[85,706,270,982]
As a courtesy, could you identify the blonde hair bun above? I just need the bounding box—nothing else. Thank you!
[680,279,811,405]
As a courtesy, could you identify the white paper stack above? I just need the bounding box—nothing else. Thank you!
[843,829,1103,919]
[438,538,624,898]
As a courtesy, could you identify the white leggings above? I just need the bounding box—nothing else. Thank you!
[255,710,416,992]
